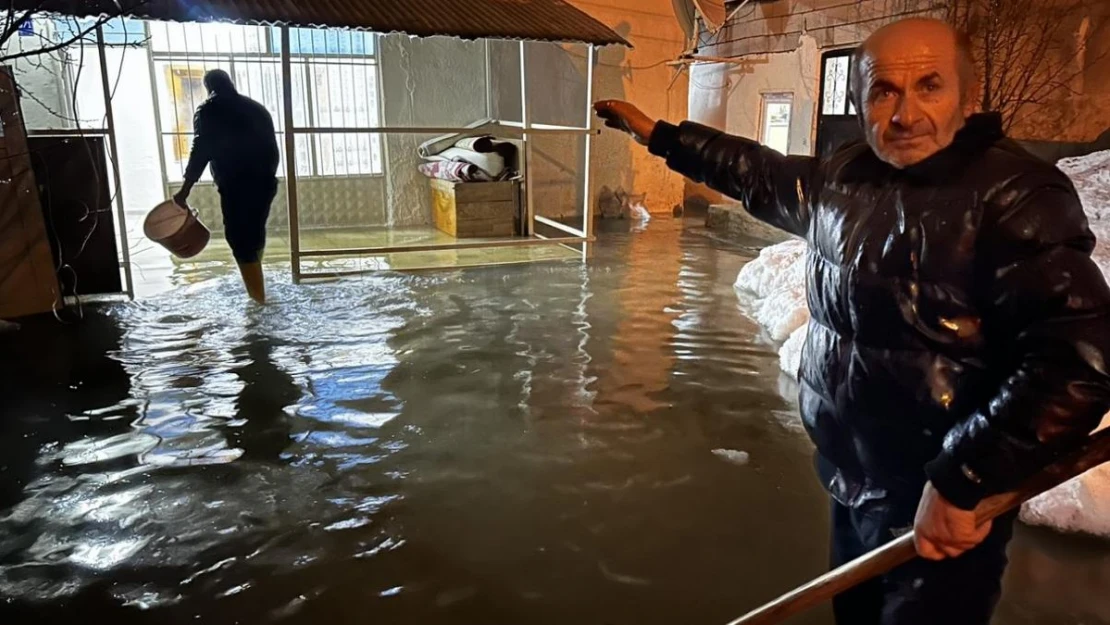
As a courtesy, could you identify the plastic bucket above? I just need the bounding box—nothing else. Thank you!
[143,200,211,259]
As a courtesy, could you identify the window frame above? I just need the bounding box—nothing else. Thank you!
[148,23,384,183]
[819,48,856,118]
[758,91,794,156]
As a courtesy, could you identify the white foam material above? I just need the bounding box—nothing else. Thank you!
[734,239,810,360]
[1020,415,1110,538]
[712,449,751,466]
[731,153,1110,537]
[1058,150,1110,221]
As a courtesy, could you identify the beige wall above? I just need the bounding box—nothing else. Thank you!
[703,0,943,57]
[721,36,821,156]
[684,37,821,209]
[696,0,1110,146]
[379,34,489,227]
[570,0,690,215]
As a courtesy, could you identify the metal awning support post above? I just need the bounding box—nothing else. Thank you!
[520,40,534,237]
[280,26,301,283]
[484,39,493,118]
[582,43,595,259]
[97,25,135,299]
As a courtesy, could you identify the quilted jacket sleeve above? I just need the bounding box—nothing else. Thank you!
[925,178,1110,510]
[649,120,817,237]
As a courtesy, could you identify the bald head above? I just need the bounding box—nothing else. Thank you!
[849,18,980,168]
[851,19,976,109]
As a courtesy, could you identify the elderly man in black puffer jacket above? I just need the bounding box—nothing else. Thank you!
[598,17,1110,625]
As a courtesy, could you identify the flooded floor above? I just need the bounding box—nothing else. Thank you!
[2,219,1108,625]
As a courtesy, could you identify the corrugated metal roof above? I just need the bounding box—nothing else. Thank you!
[18,0,630,46]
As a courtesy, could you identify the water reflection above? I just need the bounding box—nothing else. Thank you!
[225,339,297,463]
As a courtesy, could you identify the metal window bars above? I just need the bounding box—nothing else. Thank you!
[10,16,599,291]
[280,28,598,281]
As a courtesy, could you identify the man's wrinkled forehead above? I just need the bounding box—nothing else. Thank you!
[859,24,963,85]
[859,41,960,84]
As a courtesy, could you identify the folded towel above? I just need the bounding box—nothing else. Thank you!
[426,147,506,178]
[418,161,495,183]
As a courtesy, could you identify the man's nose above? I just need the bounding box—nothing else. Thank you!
[891,96,921,128]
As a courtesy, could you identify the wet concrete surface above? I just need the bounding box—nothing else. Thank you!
[1,219,1108,624]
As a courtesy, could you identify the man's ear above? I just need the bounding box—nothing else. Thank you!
[963,79,983,117]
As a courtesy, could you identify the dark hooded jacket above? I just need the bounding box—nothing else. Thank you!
[650,113,1110,510]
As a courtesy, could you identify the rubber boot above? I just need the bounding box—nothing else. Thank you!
[238,261,266,304]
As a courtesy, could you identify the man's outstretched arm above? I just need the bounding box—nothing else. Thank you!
[595,100,818,237]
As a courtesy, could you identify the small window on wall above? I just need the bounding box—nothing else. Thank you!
[760,93,793,156]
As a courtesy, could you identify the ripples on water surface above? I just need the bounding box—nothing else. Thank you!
[2,220,1108,625]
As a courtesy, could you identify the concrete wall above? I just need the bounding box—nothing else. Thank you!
[721,36,820,156]
[702,0,944,57]
[684,62,730,210]
[697,0,1110,147]
[378,34,488,227]
[688,0,941,179]
[569,0,690,216]
[685,36,820,210]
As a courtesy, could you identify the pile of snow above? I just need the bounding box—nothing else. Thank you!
[1022,416,1110,537]
[1058,150,1110,221]
[734,239,809,377]
[731,150,1110,538]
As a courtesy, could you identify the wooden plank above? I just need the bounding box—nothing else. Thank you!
[457,223,515,238]
[0,66,58,319]
[454,180,519,204]
[456,200,517,221]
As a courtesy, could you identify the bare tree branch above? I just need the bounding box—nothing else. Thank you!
[947,0,1103,134]
[1,15,107,62]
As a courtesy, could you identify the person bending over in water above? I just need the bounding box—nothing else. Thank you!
[174,69,279,304]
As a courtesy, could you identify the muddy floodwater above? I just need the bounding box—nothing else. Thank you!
[2,220,1108,625]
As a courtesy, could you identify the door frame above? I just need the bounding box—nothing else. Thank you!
[815,47,859,159]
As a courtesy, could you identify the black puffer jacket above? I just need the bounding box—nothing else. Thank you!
[650,113,1110,509]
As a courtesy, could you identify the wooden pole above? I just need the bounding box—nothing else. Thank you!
[726,428,1110,625]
